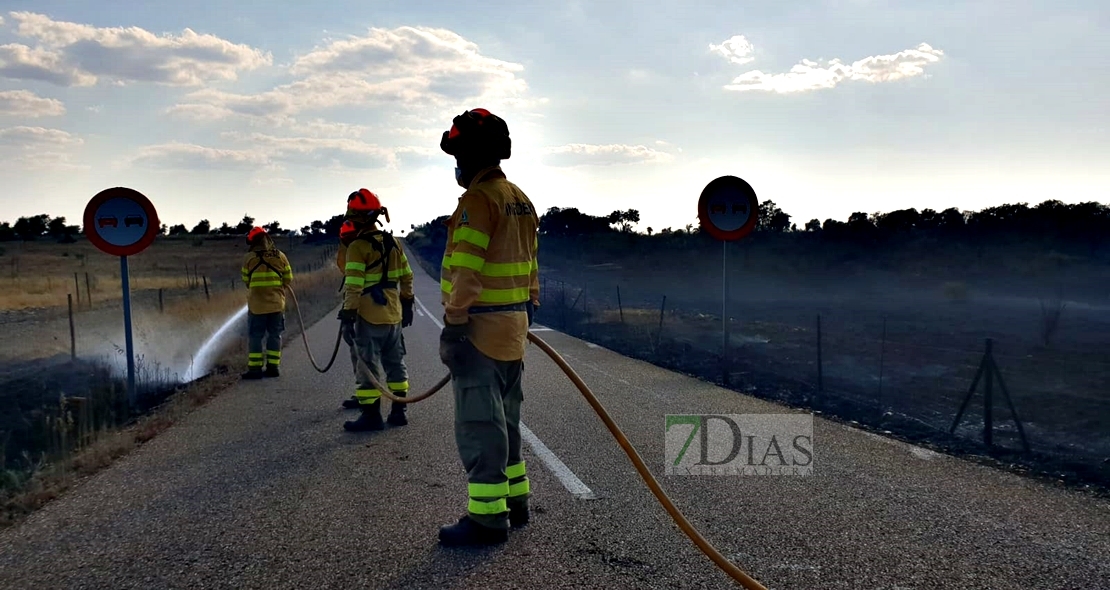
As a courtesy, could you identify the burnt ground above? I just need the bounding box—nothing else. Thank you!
[409,246,1110,497]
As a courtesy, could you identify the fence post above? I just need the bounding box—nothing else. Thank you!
[85,272,92,308]
[617,285,624,323]
[203,275,210,301]
[159,288,164,313]
[68,294,76,361]
[983,338,994,448]
[816,314,823,395]
[74,273,81,310]
[655,295,667,349]
[878,316,887,417]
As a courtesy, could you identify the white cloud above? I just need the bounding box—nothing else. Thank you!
[542,143,675,167]
[724,43,944,93]
[709,35,755,65]
[0,89,65,117]
[129,142,270,171]
[0,125,85,169]
[170,25,539,123]
[1,12,271,87]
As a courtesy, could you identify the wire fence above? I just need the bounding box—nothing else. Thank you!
[531,267,1110,491]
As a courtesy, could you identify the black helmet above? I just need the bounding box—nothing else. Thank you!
[440,108,511,160]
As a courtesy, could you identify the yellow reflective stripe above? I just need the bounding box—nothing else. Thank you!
[468,498,508,515]
[252,271,281,279]
[355,389,380,400]
[249,353,264,359]
[247,360,264,367]
[454,227,490,249]
[531,258,539,271]
[505,461,526,479]
[450,252,485,271]
[469,481,509,497]
[387,381,409,391]
[345,276,365,286]
[365,272,383,282]
[387,268,408,278]
[346,262,366,272]
[442,254,451,268]
[480,261,531,277]
[508,480,530,497]
[250,281,283,288]
[441,278,452,293]
[477,287,530,304]
[266,351,281,358]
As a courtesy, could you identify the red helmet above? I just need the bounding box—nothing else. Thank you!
[339,220,357,240]
[347,188,382,212]
[246,226,267,244]
[440,108,511,159]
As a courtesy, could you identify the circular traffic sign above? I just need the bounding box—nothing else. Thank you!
[83,187,160,256]
[697,175,759,241]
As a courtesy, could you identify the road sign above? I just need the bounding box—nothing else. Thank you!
[697,175,759,242]
[83,187,160,257]
[83,187,159,408]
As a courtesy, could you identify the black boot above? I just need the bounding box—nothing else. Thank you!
[438,515,508,547]
[387,395,407,426]
[341,396,360,409]
[344,402,384,431]
[508,500,529,528]
[241,367,264,380]
[264,365,280,378]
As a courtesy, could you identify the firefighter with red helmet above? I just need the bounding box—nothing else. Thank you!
[337,189,416,431]
[436,108,540,546]
[240,226,293,379]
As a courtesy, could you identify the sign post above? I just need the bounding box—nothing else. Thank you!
[697,176,759,387]
[83,187,160,408]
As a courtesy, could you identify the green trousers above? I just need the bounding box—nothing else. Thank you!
[352,317,409,407]
[247,311,284,369]
[452,342,530,529]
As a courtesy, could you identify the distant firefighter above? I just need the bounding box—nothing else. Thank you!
[240,226,293,379]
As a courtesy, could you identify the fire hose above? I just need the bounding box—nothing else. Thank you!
[286,286,768,590]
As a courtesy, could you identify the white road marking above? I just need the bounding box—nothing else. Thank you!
[413,294,597,500]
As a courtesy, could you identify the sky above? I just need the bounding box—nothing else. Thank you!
[1,0,1108,235]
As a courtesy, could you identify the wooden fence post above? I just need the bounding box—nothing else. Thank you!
[159,288,164,313]
[617,285,624,323]
[74,273,81,310]
[68,294,76,361]
[816,314,823,395]
[203,275,210,300]
[85,272,92,308]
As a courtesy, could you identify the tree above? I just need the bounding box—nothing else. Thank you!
[263,221,285,235]
[0,222,14,241]
[168,224,188,236]
[607,209,640,233]
[216,222,234,235]
[234,214,255,234]
[190,219,211,234]
[804,219,821,232]
[14,215,50,240]
[756,201,791,232]
[159,223,168,236]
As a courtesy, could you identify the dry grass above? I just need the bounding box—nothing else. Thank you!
[0,263,341,529]
[0,236,330,311]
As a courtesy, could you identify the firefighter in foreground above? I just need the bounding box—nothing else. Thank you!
[337,190,416,431]
[240,226,293,379]
[436,108,541,546]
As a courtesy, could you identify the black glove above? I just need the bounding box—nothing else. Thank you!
[341,322,354,345]
[439,320,471,373]
[337,308,357,329]
[527,300,536,327]
[401,298,414,328]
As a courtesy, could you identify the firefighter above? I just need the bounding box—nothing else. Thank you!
[338,219,363,410]
[240,226,293,379]
[337,189,416,431]
[436,108,540,546]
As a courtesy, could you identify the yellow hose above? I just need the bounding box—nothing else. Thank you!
[286,286,767,589]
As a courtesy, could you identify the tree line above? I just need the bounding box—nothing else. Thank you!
[0,213,353,243]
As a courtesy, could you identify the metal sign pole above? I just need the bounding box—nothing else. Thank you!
[722,239,729,386]
[121,254,136,406]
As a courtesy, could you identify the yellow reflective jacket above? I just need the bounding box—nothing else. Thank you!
[441,165,540,361]
[241,246,293,315]
[343,230,414,325]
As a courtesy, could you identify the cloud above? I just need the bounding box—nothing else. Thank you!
[170,25,539,123]
[1,12,270,86]
[724,43,944,93]
[129,142,270,171]
[709,35,755,65]
[0,89,65,117]
[542,143,675,167]
[0,125,85,169]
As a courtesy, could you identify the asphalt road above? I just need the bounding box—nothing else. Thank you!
[1,265,1108,589]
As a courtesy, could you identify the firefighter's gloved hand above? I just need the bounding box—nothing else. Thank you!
[341,323,354,345]
[337,308,357,331]
[439,320,471,373]
[401,298,414,328]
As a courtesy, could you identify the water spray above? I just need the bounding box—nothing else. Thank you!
[185,304,249,382]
